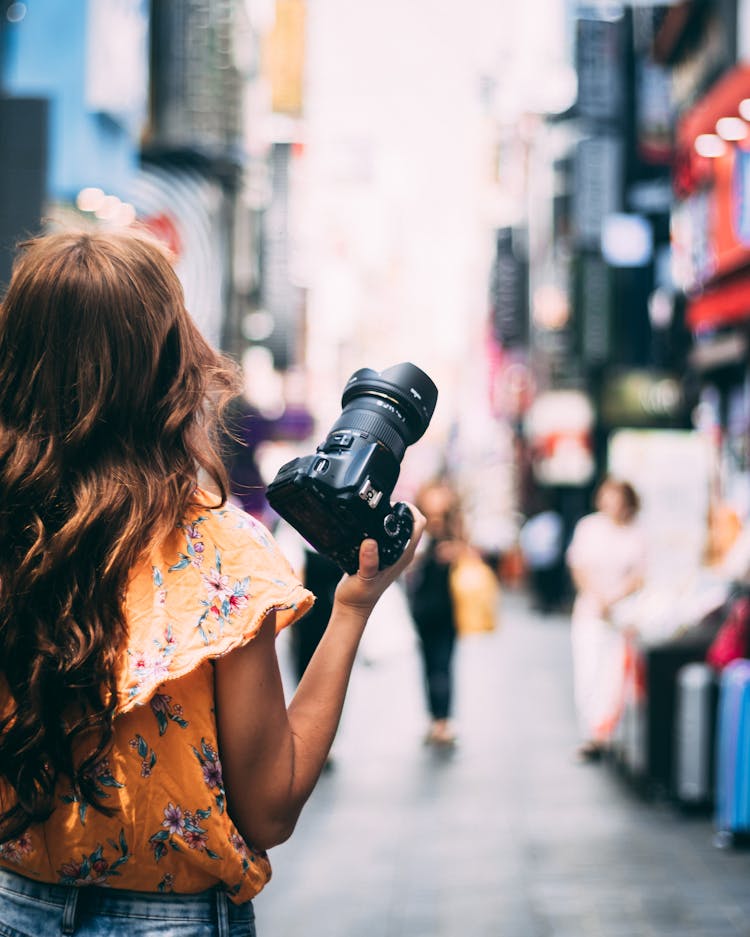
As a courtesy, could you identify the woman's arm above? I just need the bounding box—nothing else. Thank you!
[570,565,643,606]
[569,564,607,604]
[606,570,644,606]
[215,511,425,851]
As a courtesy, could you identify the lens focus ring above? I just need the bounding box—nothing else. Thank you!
[330,409,406,461]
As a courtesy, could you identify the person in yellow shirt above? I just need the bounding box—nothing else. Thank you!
[0,231,424,936]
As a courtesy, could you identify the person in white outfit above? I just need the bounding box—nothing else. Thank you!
[566,478,646,762]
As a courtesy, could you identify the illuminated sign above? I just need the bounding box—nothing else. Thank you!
[601,213,653,267]
[732,148,750,244]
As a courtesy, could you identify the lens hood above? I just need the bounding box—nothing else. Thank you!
[341,362,438,442]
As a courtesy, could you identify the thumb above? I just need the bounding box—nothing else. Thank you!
[357,539,379,579]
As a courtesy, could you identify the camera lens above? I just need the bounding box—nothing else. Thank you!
[327,362,438,462]
[266,362,437,573]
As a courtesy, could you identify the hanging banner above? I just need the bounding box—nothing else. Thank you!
[263,0,307,116]
[489,227,528,349]
[576,15,625,122]
[572,136,623,249]
[524,390,595,487]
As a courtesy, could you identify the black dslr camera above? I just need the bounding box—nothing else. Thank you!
[266,363,438,574]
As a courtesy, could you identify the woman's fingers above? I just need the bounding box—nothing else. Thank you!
[396,503,426,568]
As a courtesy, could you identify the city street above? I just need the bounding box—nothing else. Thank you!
[256,588,750,937]
[4,4,750,937]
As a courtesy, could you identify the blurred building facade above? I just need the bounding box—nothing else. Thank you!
[483,0,750,561]
[661,1,750,510]
[5,0,750,554]
[0,0,145,286]
[0,0,311,416]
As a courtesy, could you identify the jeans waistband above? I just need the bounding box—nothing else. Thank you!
[0,865,252,936]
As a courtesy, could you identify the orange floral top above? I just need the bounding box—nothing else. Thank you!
[0,491,314,904]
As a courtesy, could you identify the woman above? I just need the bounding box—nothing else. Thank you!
[566,478,646,762]
[0,231,424,936]
[406,479,465,747]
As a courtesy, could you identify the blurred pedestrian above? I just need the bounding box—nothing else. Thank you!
[519,494,566,614]
[566,477,646,762]
[288,550,342,683]
[406,478,466,747]
[0,230,424,936]
[271,520,343,770]
[221,394,277,527]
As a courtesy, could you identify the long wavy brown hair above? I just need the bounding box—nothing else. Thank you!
[0,230,240,842]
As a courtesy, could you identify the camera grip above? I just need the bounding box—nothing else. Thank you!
[333,502,414,575]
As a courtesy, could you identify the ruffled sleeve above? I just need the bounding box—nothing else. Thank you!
[117,498,315,714]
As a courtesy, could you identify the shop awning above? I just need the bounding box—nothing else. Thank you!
[686,278,750,331]
[678,65,750,149]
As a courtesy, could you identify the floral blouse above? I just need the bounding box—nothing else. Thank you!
[0,491,314,904]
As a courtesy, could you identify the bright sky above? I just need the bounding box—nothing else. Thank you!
[299,0,571,426]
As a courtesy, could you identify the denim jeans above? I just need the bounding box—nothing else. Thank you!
[0,867,256,937]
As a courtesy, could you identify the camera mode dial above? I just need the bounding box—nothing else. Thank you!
[378,502,414,566]
[383,513,400,537]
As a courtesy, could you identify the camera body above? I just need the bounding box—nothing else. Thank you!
[265,432,414,574]
[266,363,437,574]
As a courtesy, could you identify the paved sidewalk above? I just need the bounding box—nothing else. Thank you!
[255,588,750,937]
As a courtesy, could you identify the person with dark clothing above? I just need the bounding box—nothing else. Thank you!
[409,543,457,732]
[406,479,465,747]
[290,550,343,683]
[520,506,565,614]
[221,396,277,525]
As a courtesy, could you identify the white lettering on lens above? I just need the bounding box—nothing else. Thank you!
[374,399,405,421]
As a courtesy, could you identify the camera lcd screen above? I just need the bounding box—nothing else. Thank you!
[282,491,361,553]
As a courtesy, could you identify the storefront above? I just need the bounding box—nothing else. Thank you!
[672,64,750,509]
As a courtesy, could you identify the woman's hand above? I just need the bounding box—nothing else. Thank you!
[334,503,426,615]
